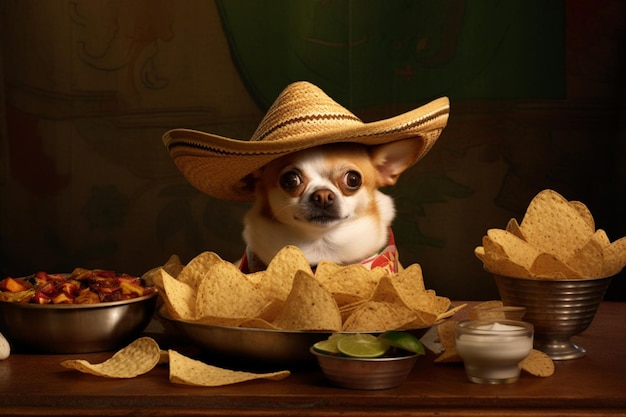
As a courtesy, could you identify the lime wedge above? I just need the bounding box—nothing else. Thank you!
[312,338,340,354]
[336,334,388,358]
[378,331,425,355]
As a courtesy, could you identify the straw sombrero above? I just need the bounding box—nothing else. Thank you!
[163,81,450,202]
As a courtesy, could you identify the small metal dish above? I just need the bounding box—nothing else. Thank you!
[0,292,158,354]
[310,348,419,390]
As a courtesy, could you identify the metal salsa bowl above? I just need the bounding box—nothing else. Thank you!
[0,292,158,354]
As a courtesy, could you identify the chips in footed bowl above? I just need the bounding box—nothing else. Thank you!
[474,189,625,360]
[474,189,626,279]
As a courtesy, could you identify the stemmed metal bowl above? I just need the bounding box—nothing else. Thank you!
[492,273,613,360]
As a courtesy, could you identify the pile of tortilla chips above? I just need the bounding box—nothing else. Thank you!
[475,189,626,279]
[148,246,460,332]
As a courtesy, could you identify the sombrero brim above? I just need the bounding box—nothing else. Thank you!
[163,96,450,202]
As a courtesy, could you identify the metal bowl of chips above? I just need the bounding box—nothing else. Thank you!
[158,309,437,366]
[310,348,419,390]
[0,292,158,354]
[492,272,613,360]
[159,309,330,364]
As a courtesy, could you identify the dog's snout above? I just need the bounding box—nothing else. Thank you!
[310,189,335,209]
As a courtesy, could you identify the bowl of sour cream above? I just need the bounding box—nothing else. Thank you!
[455,319,533,384]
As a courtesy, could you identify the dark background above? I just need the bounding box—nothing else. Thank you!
[1,0,624,300]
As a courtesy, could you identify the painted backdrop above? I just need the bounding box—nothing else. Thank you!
[1,0,624,300]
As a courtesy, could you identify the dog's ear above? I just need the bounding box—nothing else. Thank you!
[370,139,423,186]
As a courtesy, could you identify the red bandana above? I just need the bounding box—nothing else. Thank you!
[239,228,399,274]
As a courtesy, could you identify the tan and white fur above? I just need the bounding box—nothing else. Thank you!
[241,139,423,267]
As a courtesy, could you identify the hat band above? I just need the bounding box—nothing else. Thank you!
[252,113,362,143]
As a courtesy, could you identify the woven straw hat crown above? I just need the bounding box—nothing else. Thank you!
[163,81,450,201]
[249,82,364,144]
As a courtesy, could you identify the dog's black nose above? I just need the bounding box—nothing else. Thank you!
[310,189,335,209]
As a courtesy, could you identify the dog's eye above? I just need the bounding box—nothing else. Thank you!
[344,170,362,190]
[279,171,302,191]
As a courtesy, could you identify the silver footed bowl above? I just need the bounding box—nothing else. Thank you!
[492,273,613,360]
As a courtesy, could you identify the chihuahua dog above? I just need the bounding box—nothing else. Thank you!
[239,138,422,272]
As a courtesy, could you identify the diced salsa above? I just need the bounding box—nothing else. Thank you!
[0,268,156,304]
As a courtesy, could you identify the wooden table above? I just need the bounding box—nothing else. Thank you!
[1,301,625,416]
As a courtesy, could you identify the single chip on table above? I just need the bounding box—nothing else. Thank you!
[60,337,161,378]
[521,349,555,377]
[168,350,289,387]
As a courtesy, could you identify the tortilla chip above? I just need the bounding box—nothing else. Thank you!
[478,248,533,278]
[393,263,427,293]
[474,246,487,264]
[315,264,384,302]
[238,317,278,329]
[437,303,467,321]
[602,236,626,277]
[160,269,197,320]
[569,200,595,231]
[260,245,313,301]
[314,261,343,280]
[272,270,342,331]
[169,350,289,386]
[339,299,368,322]
[505,218,526,241]
[530,253,582,279]
[520,190,594,262]
[178,251,224,290]
[342,300,418,332]
[485,229,540,271]
[521,349,555,377]
[333,292,366,309]
[195,261,268,321]
[60,337,161,378]
[142,254,183,289]
[566,235,605,278]
[434,320,461,363]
